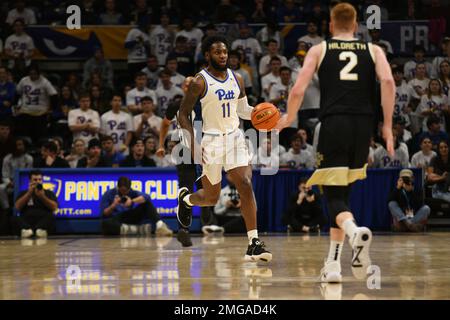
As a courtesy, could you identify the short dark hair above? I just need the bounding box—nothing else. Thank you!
[270,56,282,64]
[267,39,278,45]
[29,169,43,179]
[280,66,291,73]
[43,141,58,154]
[290,133,303,144]
[201,35,228,56]
[79,91,91,100]
[228,50,241,59]
[117,176,131,189]
[100,135,113,143]
[140,96,153,103]
[427,114,440,128]
[134,71,147,79]
[111,92,122,99]
[159,68,172,77]
[130,137,144,148]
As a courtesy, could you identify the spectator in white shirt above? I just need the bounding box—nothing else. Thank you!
[141,55,162,90]
[155,68,184,117]
[68,93,101,145]
[134,96,163,139]
[411,137,436,170]
[229,50,253,95]
[176,16,204,54]
[298,20,323,48]
[261,56,281,101]
[252,136,282,169]
[4,19,35,75]
[6,0,36,25]
[404,45,433,81]
[126,72,157,115]
[99,0,124,25]
[281,134,315,169]
[124,22,151,79]
[417,79,449,132]
[373,129,410,168]
[431,38,450,79]
[156,57,186,89]
[259,39,288,77]
[150,12,175,66]
[369,29,393,55]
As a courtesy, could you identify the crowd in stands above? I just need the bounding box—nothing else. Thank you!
[0,0,450,224]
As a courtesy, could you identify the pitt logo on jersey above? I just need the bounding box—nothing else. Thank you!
[215,89,235,101]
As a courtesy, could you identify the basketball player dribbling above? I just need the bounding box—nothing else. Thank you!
[276,2,395,282]
[177,36,272,262]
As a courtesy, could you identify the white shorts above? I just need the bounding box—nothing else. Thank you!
[200,129,252,185]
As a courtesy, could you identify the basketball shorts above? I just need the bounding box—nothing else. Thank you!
[307,114,373,187]
[200,129,252,185]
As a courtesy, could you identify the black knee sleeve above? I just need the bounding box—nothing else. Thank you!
[323,186,351,228]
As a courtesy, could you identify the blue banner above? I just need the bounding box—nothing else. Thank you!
[15,168,198,219]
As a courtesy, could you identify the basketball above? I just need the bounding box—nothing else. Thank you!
[251,102,280,131]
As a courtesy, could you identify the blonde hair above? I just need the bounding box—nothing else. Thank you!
[330,2,357,31]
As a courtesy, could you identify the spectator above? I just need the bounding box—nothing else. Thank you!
[411,137,436,169]
[65,73,82,101]
[194,24,218,64]
[68,93,101,145]
[418,115,449,151]
[408,63,430,103]
[251,136,282,168]
[212,174,246,234]
[144,135,163,167]
[133,96,162,139]
[393,116,412,145]
[6,0,36,25]
[100,176,173,236]
[65,139,86,168]
[120,138,156,167]
[0,121,15,167]
[176,16,204,53]
[89,83,111,116]
[167,35,195,77]
[282,178,326,233]
[14,170,58,238]
[235,47,254,87]
[256,20,283,54]
[50,137,66,159]
[213,0,238,23]
[392,64,412,127]
[388,169,430,232]
[79,0,98,25]
[5,18,38,75]
[0,66,16,121]
[298,128,315,156]
[76,138,111,168]
[225,10,248,44]
[101,135,125,168]
[82,47,114,89]
[141,55,163,90]
[416,79,449,132]
[298,20,323,48]
[160,139,178,167]
[259,39,288,77]
[368,29,393,55]
[404,45,433,81]
[14,65,58,143]
[373,129,410,168]
[0,137,33,216]
[438,60,450,96]
[251,0,269,23]
[129,0,152,27]
[126,72,157,115]
[50,85,77,144]
[261,56,282,101]
[100,93,134,153]
[34,140,70,168]
[276,0,302,23]
[156,56,186,89]
[99,0,124,25]
[124,21,151,79]
[431,37,450,79]
[149,13,175,67]
[155,69,185,117]
[280,134,315,169]
[288,41,308,70]
[427,140,450,203]
[231,23,262,87]
[229,50,253,95]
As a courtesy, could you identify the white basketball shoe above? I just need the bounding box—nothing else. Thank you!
[319,260,342,283]
[349,227,372,280]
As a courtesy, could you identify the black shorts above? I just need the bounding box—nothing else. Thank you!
[307,114,373,186]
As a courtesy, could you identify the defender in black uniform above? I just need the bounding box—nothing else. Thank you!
[276,2,395,283]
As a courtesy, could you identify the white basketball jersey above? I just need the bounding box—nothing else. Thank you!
[198,68,241,134]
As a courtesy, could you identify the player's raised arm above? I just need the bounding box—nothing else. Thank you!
[373,44,396,157]
[179,75,205,160]
[275,43,321,131]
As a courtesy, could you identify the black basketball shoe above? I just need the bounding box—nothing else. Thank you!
[177,227,193,247]
[177,187,192,228]
[244,238,272,262]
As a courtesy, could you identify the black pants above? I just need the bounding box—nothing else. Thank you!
[176,164,215,226]
[14,114,49,144]
[282,213,327,232]
[216,215,246,233]
[13,209,55,234]
[101,202,160,235]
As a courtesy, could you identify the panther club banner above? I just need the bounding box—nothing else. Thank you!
[14,168,199,219]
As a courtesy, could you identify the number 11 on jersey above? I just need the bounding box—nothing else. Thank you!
[222,102,230,117]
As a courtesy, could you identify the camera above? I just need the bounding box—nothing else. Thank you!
[402,177,412,185]
[229,187,240,206]
[307,189,314,197]
[36,183,43,190]
[120,196,128,203]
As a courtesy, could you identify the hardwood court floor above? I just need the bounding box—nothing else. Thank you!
[0,233,449,300]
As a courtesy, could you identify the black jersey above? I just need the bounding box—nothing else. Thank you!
[317,38,377,119]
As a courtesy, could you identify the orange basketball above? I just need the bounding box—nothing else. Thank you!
[251,102,280,131]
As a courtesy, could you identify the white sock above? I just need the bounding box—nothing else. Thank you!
[326,240,344,264]
[342,219,358,239]
[156,220,164,229]
[183,194,193,206]
[247,229,258,245]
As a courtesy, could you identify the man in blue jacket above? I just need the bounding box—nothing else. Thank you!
[100,176,172,236]
[0,67,16,121]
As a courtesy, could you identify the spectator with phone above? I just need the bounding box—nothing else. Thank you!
[282,178,326,233]
[13,170,58,238]
[388,169,430,232]
[100,176,172,237]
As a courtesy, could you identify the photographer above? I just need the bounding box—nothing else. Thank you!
[100,176,172,236]
[13,170,58,238]
[282,178,326,233]
[388,169,430,232]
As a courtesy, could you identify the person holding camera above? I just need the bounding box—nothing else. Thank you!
[282,178,326,233]
[100,176,172,236]
[388,169,430,232]
[13,170,58,238]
